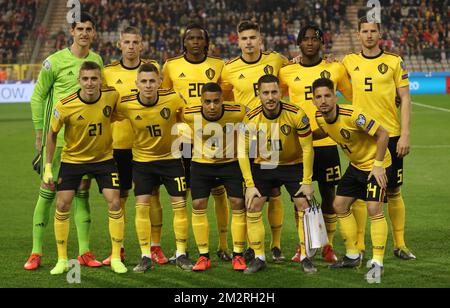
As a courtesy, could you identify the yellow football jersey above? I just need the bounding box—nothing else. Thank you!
[243,102,312,166]
[182,103,246,164]
[115,89,185,162]
[161,55,225,105]
[342,51,409,137]
[220,51,289,111]
[315,104,391,171]
[104,59,160,149]
[279,59,352,147]
[50,87,120,164]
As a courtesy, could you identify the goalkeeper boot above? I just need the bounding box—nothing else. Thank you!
[322,244,338,263]
[50,260,69,275]
[78,251,102,267]
[111,259,128,274]
[394,247,416,260]
[24,253,42,270]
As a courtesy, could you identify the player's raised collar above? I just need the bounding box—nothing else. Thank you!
[137,92,159,107]
[120,58,142,70]
[361,49,384,60]
[240,52,263,65]
[299,57,323,68]
[183,54,208,64]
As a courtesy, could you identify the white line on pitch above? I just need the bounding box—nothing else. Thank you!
[412,101,450,113]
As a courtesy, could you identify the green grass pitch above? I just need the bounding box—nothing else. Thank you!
[0,94,449,288]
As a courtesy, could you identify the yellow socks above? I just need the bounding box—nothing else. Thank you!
[54,210,70,261]
[337,210,359,256]
[211,186,229,251]
[388,191,406,249]
[352,199,367,252]
[231,209,247,253]
[172,200,188,254]
[246,211,265,257]
[135,203,151,256]
[192,208,209,254]
[149,194,163,245]
[268,195,283,249]
[296,209,306,259]
[323,213,337,246]
[108,209,125,260]
[370,213,388,266]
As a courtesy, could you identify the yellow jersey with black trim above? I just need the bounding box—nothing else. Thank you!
[243,101,312,165]
[220,51,289,111]
[342,51,409,137]
[279,59,352,147]
[50,87,120,164]
[182,103,246,164]
[104,59,160,149]
[115,89,186,162]
[315,104,391,171]
[161,55,225,105]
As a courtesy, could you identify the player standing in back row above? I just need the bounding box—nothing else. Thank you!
[342,17,415,260]
[220,20,290,262]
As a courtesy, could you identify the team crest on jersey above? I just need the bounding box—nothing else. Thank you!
[378,63,388,74]
[281,124,291,136]
[160,107,171,120]
[302,115,310,126]
[356,114,366,127]
[43,59,51,71]
[103,106,112,117]
[320,70,331,79]
[340,129,351,140]
[205,68,215,80]
[264,65,274,75]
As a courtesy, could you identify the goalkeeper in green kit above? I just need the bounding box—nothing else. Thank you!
[24,12,104,270]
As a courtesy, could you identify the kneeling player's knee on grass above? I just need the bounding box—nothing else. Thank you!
[229,197,245,210]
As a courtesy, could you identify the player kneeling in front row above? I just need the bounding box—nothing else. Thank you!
[238,75,316,274]
[115,63,192,272]
[44,61,127,275]
[181,82,247,271]
[312,78,391,276]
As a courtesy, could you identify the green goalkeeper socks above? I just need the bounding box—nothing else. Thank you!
[74,190,91,255]
[31,188,55,254]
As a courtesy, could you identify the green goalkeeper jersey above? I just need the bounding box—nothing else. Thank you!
[30,47,103,146]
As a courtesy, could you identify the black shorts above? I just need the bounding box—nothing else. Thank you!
[181,143,192,189]
[313,145,342,186]
[387,136,404,188]
[336,164,389,202]
[132,159,186,197]
[57,159,120,193]
[113,149,133,190]
[190,161,244,200]
[252,163,304,198]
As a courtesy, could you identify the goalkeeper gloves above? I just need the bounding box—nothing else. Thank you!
[43,163,53,185]
[32,151,42,174]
